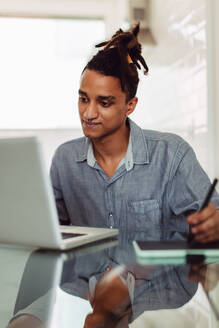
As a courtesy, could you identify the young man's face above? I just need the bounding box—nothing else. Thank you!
[78,69,137,140]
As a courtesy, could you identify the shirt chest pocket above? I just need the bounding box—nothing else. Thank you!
[126,199,161,237]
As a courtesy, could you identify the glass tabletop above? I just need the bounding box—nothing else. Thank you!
[1,233,219,328]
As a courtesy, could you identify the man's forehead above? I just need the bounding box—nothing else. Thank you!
[80,69,123,94]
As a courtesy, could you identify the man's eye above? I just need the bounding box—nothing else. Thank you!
[101,101,112,107]
[80,97,87,103]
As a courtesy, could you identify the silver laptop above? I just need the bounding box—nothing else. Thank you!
[0,137,118,250]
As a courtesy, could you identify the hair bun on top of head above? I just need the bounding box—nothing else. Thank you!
[95,23,149,75]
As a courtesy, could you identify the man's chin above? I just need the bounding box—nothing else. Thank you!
[82,130,101,139]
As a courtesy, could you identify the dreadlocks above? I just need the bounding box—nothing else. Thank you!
[83,23,148,102]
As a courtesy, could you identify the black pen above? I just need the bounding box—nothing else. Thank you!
[200,178,218,211]
[188,178,218,242]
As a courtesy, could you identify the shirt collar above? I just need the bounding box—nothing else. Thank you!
[75,118,149,165]
[87,139,96,167]
[86,138,133,171]
[129,118,149,164]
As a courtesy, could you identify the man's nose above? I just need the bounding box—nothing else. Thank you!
[84,102,98,120]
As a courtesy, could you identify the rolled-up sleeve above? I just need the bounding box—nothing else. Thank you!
[167,142,219,216]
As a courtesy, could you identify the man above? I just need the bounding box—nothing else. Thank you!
[50,24,219,243]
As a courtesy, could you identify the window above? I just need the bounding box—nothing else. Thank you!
[0,18,105,128]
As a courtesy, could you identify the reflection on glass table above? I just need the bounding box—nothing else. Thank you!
[1,234,219,328]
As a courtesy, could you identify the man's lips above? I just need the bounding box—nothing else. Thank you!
[82,120,101,128]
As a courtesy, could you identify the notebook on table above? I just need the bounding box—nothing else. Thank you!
[133,240,219,263]
[0,137,118,250]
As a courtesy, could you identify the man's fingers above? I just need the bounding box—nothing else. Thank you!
[187,205,219,243]
[195,233,215,243]
[191,217,216,234]
[200,203,217,219]
[193,222,217,242]
[194,225,219,242]
[187,203,216,225]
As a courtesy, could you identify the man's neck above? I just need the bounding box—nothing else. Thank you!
[92,124,130,164]
[90,123,130,178]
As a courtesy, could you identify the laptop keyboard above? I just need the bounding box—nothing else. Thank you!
[61,232,86,240]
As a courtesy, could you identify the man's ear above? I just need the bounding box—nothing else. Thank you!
[126,97,138,116]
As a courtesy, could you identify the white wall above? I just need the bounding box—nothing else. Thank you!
[206,0,219,181]
[131,0,210,175]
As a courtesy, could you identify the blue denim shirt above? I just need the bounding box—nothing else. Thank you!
[50,119,219,240]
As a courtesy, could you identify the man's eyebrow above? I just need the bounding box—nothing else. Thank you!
[98,95,116,101]
[78,89,87,96]
[78,90,116,101]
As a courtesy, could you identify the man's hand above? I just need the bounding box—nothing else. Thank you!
[84,266,131,328]
[187,203,219,243]
[91,266,131,314]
